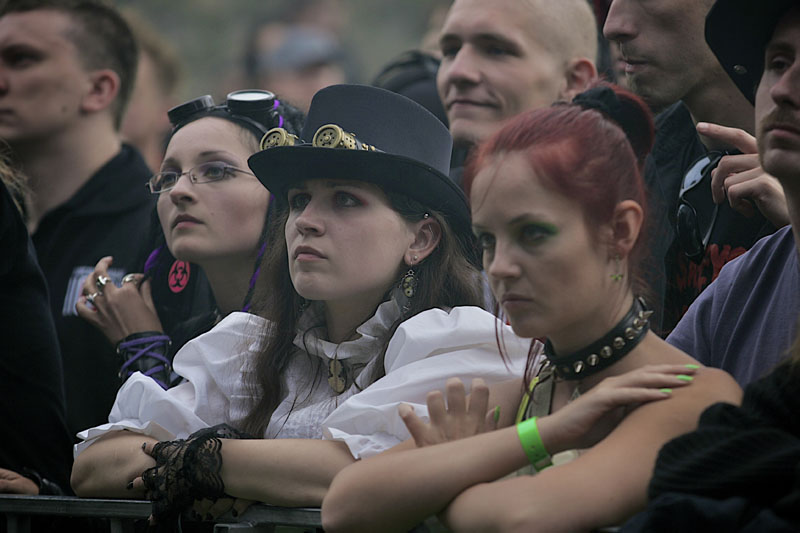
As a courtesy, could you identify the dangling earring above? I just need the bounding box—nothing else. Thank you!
[402,268,418,298]
[610,254,624,282]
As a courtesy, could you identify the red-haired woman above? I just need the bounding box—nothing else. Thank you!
[321,84,743,533]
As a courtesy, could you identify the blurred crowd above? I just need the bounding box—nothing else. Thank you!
[1,0,798,531]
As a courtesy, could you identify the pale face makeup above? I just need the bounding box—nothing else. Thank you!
[156,117,268,267]
[285,179,417,312]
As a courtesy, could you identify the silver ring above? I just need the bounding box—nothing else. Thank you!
[96,275,110,292]
[122,273,138,285]
[86,292,99,305]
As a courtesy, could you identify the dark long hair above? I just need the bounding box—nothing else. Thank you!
[241,192,483,436]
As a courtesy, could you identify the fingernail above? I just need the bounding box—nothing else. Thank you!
[493,405,501,423]
[660,388,672,394]
[677,375,694,382]
[685,364,700,369]
[696,122,709,132]
[141,442,147,451]
[126,481,133,490]
[231,509,238,518]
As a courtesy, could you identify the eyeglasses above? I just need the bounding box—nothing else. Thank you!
[675,151,730,263]
[147,162,255,194]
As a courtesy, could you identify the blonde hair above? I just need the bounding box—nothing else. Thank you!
[0,147,28,216]
[522,0,598,65]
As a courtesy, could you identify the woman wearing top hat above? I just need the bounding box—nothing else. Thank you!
[320,84,743,533]
[71,84,535,523]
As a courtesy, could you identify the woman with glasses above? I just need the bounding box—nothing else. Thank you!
[70,85,530,524]
[321,84,743,533]
[75,91,304,389]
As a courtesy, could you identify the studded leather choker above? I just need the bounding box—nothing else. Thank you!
[545,297,652,381]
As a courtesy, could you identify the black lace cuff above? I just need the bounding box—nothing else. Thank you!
[141,424,252,523]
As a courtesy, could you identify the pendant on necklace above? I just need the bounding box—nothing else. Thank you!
[328,358,347,393]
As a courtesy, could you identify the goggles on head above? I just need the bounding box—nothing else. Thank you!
[168,90,283,138]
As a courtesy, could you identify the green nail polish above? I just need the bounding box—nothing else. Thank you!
[685,364,700,369]
[659,388,672,394]
[677,375,694,381]
[493,405,501,423]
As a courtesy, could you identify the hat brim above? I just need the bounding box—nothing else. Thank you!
[706,0,796,104]
[248,146,472,235]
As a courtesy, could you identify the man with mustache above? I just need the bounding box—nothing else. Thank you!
[655,0,800,387]
[437,0,599,176]
[0,1,153,438]
[604,0,787,337]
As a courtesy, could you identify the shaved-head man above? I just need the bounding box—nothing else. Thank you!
[437,0,598,150]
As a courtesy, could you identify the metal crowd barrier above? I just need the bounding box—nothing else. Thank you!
[0,494,322,533]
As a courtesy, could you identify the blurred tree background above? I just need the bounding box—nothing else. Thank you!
[116,0,451,101]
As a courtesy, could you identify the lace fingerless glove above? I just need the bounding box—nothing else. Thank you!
[141,424,252,523]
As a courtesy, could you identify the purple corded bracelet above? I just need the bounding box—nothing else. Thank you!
[116,332,172,390]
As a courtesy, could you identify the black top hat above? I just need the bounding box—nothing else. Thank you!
[248,84,470,238]
[706,0,796,104]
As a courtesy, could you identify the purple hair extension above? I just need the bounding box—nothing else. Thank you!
[144,245,165,274]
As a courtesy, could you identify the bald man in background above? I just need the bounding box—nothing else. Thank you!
[436,0,599,172]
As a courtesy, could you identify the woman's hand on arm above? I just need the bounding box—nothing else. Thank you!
[400,377,496,447]
[442,367,743,532]
[322,365,719,533]
[71,430,158,498]
[322,379,527,533]
[75,256,164,345]
[537,363,700,453]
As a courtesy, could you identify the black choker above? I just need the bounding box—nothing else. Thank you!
[544,297,652,381]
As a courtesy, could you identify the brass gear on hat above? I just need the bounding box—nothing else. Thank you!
[260,128,300,150]
[313,124,378,151]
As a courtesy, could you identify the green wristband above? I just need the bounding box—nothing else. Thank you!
[516,416,552,472]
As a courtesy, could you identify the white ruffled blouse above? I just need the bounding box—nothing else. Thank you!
[75,299,540,459]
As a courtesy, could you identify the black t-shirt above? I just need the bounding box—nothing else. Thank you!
[32,144,155,439]
[644,102,775,335]
[0,180,72,492]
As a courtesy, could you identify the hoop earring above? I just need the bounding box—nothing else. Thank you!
[610,254,624,282]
